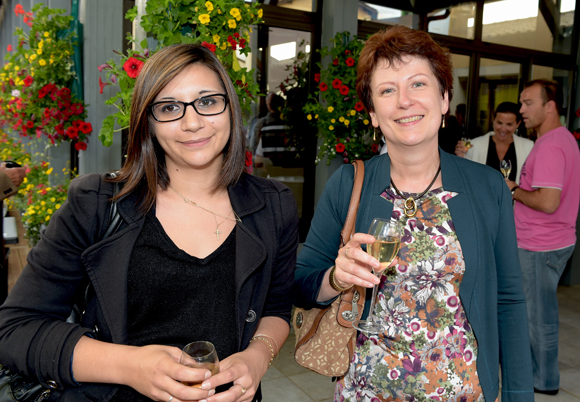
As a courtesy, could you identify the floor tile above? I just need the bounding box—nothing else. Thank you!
[288,371,336,401]
[559,337,580,369]
[533,390,580,401]
[262,366,285,382]
[261,377,314,401]
[560,368,580,397]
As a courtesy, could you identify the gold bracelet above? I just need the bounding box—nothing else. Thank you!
[250,336,275,367]
[329,265,353,292]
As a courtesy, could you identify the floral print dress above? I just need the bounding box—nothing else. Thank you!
[336,187,485,402]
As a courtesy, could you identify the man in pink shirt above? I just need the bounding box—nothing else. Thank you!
[506,79,580,396]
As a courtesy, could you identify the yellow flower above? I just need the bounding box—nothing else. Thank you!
[46,167,53,175]
[339,116,345,122]
[363,119,369,125]
[230,7,241,19]
[39,59,46,66]
[307,114,312,120]
[344,119,350,126]
[228,19,237,28]
[30,54,37,61]
[44,31,49,37]
[217,8,222,14]
[350,110,356,116]
[14,65,20,71]
[41,201,46,206]
[327,106,334,113]
[258,9,263,18]
[329,125,334,131]
[199,14,211,24]
[47,209,53,214]
[50,197,56,202]
[205,1,214,11]
[55,204,61,209]
[37,49,42,55]
[38,41,44,49]
[213,34,220,44]
[220,42,227,50]
[45,215,50,222]
[315,114,319,119]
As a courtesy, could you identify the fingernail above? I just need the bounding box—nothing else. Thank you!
[200,400,207,402]
[201,381,211,390]
[205,370,211,379]
[366,282,374,287]
[208,389,216,396]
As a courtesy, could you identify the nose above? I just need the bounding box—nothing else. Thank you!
[181,103,204,131]
[397,87,412,109]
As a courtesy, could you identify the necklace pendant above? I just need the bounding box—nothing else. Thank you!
[403,197,418,218]
[214,228,222,240]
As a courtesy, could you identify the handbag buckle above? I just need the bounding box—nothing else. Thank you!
[296,312,304,328]
[341,290,360,322]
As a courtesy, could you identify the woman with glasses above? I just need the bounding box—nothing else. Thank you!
[0,44,298,402]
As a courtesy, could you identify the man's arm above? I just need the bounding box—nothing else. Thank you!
[506,179,561,213]
[0,163,27,201]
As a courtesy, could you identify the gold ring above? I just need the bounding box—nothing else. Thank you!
[240,385,247,395]
[345,247,350,259]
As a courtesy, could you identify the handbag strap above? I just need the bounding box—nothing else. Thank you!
[340,160,365,248]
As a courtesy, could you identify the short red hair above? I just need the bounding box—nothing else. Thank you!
[356,25,454,113]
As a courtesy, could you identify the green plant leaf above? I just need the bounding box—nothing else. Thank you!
[98,115,116,147]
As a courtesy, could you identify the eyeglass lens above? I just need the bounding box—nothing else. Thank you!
[151,95,226,121]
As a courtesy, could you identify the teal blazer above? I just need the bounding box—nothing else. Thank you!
[295,150,534,402]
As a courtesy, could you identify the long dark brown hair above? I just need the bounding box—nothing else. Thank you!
[112,44,246,211]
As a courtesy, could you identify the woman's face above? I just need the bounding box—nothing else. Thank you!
[150,63,231,172]
[493,112,519,142]
[369,55,448,150]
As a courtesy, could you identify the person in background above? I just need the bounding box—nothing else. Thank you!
[247,92,284,155]
[0,44,298,402]
[455,102,534,184]
[294,25,533,402]
[505,79,580,396]
[0,162,26,303]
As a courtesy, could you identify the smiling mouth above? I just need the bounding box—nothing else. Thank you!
[396,116,423,123]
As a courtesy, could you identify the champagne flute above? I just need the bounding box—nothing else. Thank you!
[500,159,512,179]
[353,219,401,335]
[180,341,220,387]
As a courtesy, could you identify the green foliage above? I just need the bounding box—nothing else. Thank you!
[98,0,264,147]
[303,32,379,165]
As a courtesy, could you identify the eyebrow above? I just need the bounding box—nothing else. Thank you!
[157,91,222,101]
[374,73,429,87]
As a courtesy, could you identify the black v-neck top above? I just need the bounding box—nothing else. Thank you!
[485,136,517,182]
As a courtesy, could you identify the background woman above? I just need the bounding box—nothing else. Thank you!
[294,26,533,401]
[454,102,534,183]
[0,44,298,402]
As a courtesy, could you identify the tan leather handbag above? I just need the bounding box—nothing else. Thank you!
[293,160,366,377]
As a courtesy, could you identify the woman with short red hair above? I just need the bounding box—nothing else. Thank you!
[295,25,533,402]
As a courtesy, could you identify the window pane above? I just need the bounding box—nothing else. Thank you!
[268,0,314,12]
[482,0,575,54]
[428,2,476,40]
[358,2,416,29]
[531,66,573,123]
[477,58,522,135]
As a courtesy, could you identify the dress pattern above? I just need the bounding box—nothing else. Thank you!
[335,187,484,401]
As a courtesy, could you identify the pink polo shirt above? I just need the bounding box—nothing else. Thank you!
[514,126,580,251]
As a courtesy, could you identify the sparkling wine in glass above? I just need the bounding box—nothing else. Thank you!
[500,159,512,179]
[461,137,472,150]
[180,341,220,387]
[353,218,401,335]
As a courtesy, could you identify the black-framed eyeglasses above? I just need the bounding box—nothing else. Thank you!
[148,94,228,122]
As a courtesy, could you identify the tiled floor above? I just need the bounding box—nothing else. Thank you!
[262,286,580,401]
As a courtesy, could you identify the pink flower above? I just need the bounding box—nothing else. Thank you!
[97,63,112,72]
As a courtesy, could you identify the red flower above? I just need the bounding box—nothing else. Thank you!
[335,143,345,153]
[99,76,110,94]
[7,45,12,52]
[345,50,351,55]
[75,141,87,151]
[66,127,79,139]
[239,38,246,49]
[574,131,580,140]
[234,33,240,38]
[14,4,24,16]
[201,41,216,53]
[372,143,379,153]
[354,101,364,112]
[55,124,64,135]
[23,76,33,87]
[23,12,33,27]
[314,73,320,82]
[332,78,342,89]
[26,121,33,129]
[333,58,339,66]
[79,122,93,134]
[345,57,355,67]
[123,57,144,79]
[576,108,580,118]
[319,82,328,92]
[339,85,350,96]
[245,149,253,167]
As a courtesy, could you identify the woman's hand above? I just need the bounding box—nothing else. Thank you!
[122,344,216,402]
[200,349,268,402]
[454,140,469,157]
